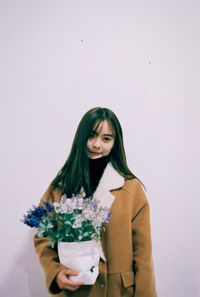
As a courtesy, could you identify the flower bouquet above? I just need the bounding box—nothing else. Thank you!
[22,194,111,284]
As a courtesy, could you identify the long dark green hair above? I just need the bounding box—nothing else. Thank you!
[51,107,136,196]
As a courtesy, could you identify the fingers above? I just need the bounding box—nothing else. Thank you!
[56,268,84,291]
[63,268,79,276]
[62,277,84,288]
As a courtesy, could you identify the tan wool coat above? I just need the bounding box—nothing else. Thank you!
[34,163,157,297]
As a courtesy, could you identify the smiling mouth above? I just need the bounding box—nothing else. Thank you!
[90,151,101,155]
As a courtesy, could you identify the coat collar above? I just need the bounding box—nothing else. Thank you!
[92,163,124,261]
[93,162,124,209]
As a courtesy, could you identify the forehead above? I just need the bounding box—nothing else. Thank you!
[93,120,114,135]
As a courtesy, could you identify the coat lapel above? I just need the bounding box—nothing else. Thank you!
[92,163,124,261]
[93,162,124,209]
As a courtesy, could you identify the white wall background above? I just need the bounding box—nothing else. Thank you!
[0,1,199,296]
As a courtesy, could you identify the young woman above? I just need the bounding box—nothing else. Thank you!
[34,107,157,297]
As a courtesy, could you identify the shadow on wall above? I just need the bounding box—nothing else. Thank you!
[0,231,49,297]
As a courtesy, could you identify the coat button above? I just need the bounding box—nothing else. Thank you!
[100,283,105,288]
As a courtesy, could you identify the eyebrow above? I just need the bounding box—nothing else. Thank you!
[92,131,114,138]
[103,133,114,138]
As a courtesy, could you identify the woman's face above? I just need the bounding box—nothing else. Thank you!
[87,120,115,159]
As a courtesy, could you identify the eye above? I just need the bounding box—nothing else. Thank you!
[103,137,112,142]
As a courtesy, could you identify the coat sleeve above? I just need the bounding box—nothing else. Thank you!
[132,181,157,297]
[33,185,65,295]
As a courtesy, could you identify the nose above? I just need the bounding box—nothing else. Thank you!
[93,137,101,149]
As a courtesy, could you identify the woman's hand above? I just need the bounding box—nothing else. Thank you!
[56,268,84,291]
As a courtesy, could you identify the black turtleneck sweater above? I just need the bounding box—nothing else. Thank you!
[89,155,110,194]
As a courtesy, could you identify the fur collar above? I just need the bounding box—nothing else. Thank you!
[93,162,124,209]
[92,162,124,261]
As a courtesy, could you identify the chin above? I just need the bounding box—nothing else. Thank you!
[89,154,103,159]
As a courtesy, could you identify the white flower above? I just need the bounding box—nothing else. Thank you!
[72,215,83,228]
[53,202,61,213]
[75,196,84,210]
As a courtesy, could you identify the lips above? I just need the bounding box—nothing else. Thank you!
[90,151,102,156]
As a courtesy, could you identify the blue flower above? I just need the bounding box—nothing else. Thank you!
[22,204,49,228]
[23,213,41,228]
[42,200,53,212]
[32,205,47,218]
